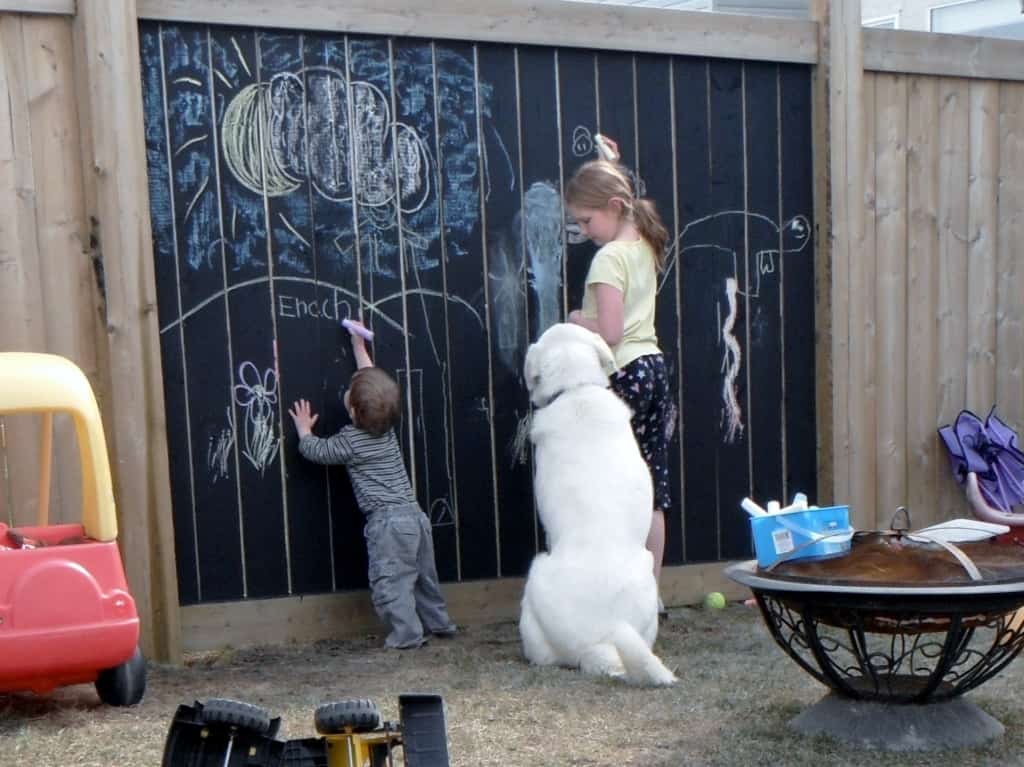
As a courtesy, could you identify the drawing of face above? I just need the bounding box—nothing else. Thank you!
[568,203,623,247]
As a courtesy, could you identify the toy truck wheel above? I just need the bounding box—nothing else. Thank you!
[95,645,147,706]
[315,698,381,734]
[200,698,275,735]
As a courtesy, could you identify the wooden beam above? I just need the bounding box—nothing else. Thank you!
[812,0,865,520]
[136,0,818,64]
[0,1,74,14]
[72,0,182,664]
[865,28,1024,82]
[181,562,752,652]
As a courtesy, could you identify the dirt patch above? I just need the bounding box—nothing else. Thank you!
[3,604,1024,766]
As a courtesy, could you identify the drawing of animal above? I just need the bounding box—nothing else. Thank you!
[518,323,676,686]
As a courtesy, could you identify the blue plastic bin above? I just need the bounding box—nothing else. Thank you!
[750,505,854,568]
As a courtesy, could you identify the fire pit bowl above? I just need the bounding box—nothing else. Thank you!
[725,530,1024,749]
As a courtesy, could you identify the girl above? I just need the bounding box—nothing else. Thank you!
[565,139,675,601]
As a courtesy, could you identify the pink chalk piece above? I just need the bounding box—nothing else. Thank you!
[342,318,374,342]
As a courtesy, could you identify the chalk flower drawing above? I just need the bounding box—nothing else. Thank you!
[233,361,280,473]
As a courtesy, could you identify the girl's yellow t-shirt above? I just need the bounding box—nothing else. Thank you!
[581,238,661,369]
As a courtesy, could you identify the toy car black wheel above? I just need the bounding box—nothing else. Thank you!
[200,698,275,735]
[315,698,382,734]
[95,645,147,706]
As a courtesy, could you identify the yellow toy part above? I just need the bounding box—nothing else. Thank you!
[0,352,117,542]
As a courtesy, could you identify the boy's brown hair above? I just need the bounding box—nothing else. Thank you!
[348,367,402,437]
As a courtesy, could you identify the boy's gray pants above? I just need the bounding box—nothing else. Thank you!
[364,505,455,648]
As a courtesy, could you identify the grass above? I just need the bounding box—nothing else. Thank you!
[3,603,1024,765]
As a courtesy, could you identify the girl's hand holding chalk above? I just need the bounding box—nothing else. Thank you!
[342,318,374,342]
[594,133,620,162]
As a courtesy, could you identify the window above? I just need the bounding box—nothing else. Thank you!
[930,0,1024,38]
[864,13,899,27]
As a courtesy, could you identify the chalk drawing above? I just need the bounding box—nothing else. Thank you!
[488,227,528,371]
[524,182,564,339]
[233,361,280,474]
[661,210,811,444]
[430,498,456,528]
[510,410,532,468]
[571,125,595,157]
[207,407,236,483]
[719,278,743,443]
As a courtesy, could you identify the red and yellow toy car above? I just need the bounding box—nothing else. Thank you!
[0,352,145,705]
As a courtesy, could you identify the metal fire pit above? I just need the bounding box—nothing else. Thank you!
[725,530,1024,750]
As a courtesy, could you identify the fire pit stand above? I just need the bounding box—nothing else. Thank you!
[726,560,1024,750]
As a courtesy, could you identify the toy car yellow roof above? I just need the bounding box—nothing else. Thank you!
[0,352,117,541]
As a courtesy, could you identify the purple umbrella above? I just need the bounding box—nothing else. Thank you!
[938,406,1024,517]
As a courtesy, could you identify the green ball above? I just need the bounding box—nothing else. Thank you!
[704,592,726,610]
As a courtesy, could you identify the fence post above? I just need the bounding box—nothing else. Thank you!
[72,0,182,663]
[810,0,868,527]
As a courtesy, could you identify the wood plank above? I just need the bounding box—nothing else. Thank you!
[676,58,717,562]
[865,28,1024,83]
[180,561,753,651]
[635,52,683,562]
[816,0,865,518]
[23,16,93,525]
[996,83,1024,430]
[936,78,971,522]
[743,61,785,513]
[476,42,534,578]
[73,0,181,662]
[0,1,74,15]
[965,80,999,412]
[436,40,499,580]
[849,71,876,529]
[905,76,940,526]
[779,64,817,506]
[707,59,751,560]
[136,0,818,65]
[810,0,841,507]
[0,15,47,529]
[872,73,907,522]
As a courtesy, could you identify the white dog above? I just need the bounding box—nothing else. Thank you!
[518,323,676,686]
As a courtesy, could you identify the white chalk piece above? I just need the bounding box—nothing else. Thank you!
[741,497,767,518]
[341,318,374,342]
[594,133,617,162]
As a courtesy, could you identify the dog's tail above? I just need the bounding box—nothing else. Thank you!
[608,622,677,687]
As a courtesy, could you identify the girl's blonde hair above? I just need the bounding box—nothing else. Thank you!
[565,160,669,272]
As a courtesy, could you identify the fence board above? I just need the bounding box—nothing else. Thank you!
[966,80,999,413]
[996,83,1024,430]
[849,73,877,528]
[873,74,908,523]
[23,16,92,524]
[936,78,971,522]
[0,16,46,529]
[905,76,940,524]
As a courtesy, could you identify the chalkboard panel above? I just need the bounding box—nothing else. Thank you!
[780,64,817,503]
[635,52,682,564]
[141,21,817,604]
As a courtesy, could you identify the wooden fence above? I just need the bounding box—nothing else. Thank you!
[0,1,1022,658]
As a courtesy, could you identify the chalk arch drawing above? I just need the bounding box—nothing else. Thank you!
[233,360,280,474]
[661,211,811,445]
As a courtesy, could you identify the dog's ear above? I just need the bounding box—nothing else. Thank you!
[523,342,540,393]
[591,333,617,377]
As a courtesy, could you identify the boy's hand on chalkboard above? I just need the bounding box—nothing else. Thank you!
[288,398,319,438]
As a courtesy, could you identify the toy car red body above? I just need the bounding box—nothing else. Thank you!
[0,353,145,705]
